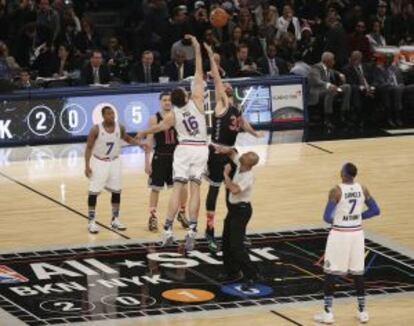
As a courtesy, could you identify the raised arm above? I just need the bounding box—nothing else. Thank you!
[241,117,264,138]
[189,35,205,113]
[204,43,228,115]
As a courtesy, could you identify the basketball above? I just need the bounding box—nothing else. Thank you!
[210,8,229,28]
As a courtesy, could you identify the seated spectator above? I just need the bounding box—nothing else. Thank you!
[75,16,101,55]
[206,52,227,80]
[222,26,243,60]
[371,1,393,44]
[275,32,297,65]
[171,35,195,62]
[1,42,20,77]
[80,49,111,85]
[343,51,376,127]
[276,4,301,42]
[31,43,58,77]
[14,68,37,89]
[52,44,77,77]
[366,19,386,52]
[290,51,311,77]
[227,43,259,78]
[309,51,351,129]
[57,16,78,50]
[238,7,256,35]
[163,49,194,81]
[257,43,288,76]
[347,21,372,62]
[106,37,129,82]
[0,41,13,81]
[297,25,319,65]
[372,54,410,127]
[129,50,161,83]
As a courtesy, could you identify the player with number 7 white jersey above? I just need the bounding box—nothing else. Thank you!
[136,35,208,253]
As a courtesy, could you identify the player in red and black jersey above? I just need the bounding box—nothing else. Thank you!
[144,92,189,232]
[204,44,263,251]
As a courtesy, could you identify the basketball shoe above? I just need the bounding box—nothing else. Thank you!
[357,310,369,323]
[313,310,334,324]
[148,213,158,232]
[88,221,99,234]
[161,229,174,247]
[111,218,127,231]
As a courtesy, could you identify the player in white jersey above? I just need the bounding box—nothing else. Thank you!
[136,35,207,252]
[314,163,380,324]
[85,106,141,234]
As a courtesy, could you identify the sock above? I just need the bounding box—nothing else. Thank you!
[357,296,365,312]
[112,207,119,220]
[149,207,157,215]
[324,295,333,313]
[164,218,173,231]
[189,219,197,232]
[88,209,95,222]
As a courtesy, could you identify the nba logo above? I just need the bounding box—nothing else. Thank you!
[0,265,28,284]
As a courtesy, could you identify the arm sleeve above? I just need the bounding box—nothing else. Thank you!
[362,197,380,220]
[323,201,337,224]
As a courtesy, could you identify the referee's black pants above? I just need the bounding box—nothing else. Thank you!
[222,202,257,280]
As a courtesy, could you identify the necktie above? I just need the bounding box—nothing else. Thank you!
[145,65,151,83]
[356,66,368,88]
[287,20,295,34]
[93,68,99,84]
[388,69,398,86]
[269,59,279,75]
[178,65,183,81]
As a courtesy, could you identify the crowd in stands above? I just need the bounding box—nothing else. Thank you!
[0,0,413,127]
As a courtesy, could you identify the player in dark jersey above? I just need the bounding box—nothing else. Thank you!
[144,92,189,232]
[204,44,263,251]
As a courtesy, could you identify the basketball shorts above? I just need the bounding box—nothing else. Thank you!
[205,147,231,187]
[173,144,208,184]
[88,156,121,194]
[323,229,365,275]
[148,153,174,190]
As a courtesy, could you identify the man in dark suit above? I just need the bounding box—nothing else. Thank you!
[80,50,111,85]
[372,55,407,127]
[163,49,194,82]
[309,52,351,129]
[343,51,375,127]
[14,68,38,89]
[129,50,161,83]
[257,44,288,76]
[227,44,259,78]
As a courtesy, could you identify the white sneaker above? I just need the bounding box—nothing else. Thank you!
[88,221,99,234]
[314,311,334,324]
[111,218,126,231]
[357,310,369,323]
[161,229,174,247]
[184,229,196,252]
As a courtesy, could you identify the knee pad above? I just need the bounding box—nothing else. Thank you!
[206,186,220,211]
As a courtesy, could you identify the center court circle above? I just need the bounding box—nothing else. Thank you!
[162,288,215,303]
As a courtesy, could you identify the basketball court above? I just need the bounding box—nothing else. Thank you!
[0,131,413,325]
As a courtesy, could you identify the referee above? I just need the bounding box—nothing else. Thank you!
[215,145,260,287]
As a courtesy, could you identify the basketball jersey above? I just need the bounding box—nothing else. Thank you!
[174,99,207,143]
[92,123,122,159]
[153,112,178,154]
[332,183,365,228]
[212,105,242,146]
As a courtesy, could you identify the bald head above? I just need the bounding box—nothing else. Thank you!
[350,51,362,66]
[240,151,260,169]
[321,52,335,69]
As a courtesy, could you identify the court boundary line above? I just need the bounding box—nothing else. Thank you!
[0,170,130,240]
[306,143,334,154]
[270,309,304,325]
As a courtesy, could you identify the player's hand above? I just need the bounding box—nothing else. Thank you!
[203,42,214,57]
[135,131,145,140]
[145,164,152,176]
[223,164,232,177]
[255,130,265,138]
[85,166,92,178]
[187,35,199,47]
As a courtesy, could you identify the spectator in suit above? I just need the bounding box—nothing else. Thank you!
[80,49,111,85]
[371,1,393,44]
[366,19,386,52]
[227,43,259,78]
[276,4,301,41]
[347,21,372,62]
[14,68,37,89]
[373,55,405,127]
[129,50,161,83]
[163,49,194,81]
[309,52,351,129]
[257,43,288,76]
[51,44,76,77]
[343,51,376,127]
